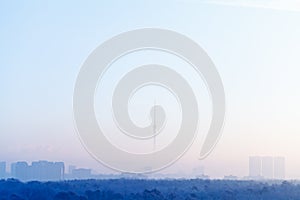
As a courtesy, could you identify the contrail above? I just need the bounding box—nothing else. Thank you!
[199,0,300,12]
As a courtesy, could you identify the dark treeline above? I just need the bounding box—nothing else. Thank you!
[0,178,299,200]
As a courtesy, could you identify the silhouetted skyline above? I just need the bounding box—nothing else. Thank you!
[0,156,287,181]
[249,156,285,180]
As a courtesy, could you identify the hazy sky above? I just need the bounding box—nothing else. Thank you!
[1,0,300,178]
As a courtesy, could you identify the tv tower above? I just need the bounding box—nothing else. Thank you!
[153,100,157,152]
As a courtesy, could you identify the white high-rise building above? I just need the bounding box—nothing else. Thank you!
[249,156,285,180]
[249,156,261,177]
[262,156,274,179]
[0,162,5,178]
[274,157,285,179]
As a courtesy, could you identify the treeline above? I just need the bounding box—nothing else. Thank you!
[0,178,299,200]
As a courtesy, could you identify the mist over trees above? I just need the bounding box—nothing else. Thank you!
[0,178,299,200]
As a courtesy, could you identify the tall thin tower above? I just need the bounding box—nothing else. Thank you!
[153,101,157,152]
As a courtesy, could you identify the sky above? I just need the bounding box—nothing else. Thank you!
[1,0,300,178]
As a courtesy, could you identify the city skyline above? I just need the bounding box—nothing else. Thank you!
[1,1,300,179]
[249,156,285,180]
[0,156,286,181]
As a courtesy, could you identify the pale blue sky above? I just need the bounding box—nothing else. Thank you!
[1,0,300,178]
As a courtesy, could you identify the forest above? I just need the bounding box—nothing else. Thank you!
[0,178,299,200]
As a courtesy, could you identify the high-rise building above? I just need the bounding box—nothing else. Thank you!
[249,156,285,180]
[68,165,76,174]
[0,162,6,178]
[274,157,285,179]
[11,161,65,181]
[262,156,273,179]
[30,161,64,181]
[249,156,261,178]
[11,162,29,181]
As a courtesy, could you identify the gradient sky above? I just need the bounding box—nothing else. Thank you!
[1,0,300,178]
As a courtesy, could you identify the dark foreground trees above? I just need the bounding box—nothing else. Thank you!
[0,178,299,200]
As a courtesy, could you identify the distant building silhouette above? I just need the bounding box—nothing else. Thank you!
[64,165,93,180]
[0,162,6,178]
[249,156,262,178]
[30,161,64,181]
[274,157,285,179]
[249,156,285,180]
[11,161,64,181]
[262,156,273,179]
[119,172,147,179]
[11,162,29,181]
[68,165,76,174]
[72,168,92,179]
